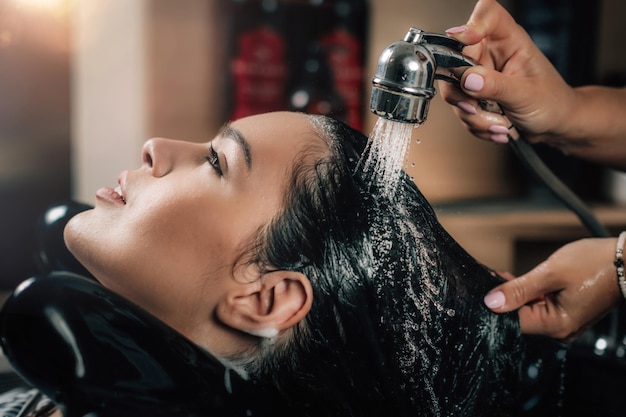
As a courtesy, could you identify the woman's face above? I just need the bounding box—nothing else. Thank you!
[64,111,320,351]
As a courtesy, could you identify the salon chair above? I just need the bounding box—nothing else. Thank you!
[0,202,268,417]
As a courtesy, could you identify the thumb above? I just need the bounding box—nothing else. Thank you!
[483,266,557,313]
[445,0,518,46]
[459,66,529,110]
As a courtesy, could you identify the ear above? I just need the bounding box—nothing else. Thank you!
[216,270,313,338]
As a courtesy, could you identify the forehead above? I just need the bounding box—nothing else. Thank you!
[230,112,315,143]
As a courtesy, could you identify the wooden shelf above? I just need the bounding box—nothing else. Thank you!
[435,201,626,274]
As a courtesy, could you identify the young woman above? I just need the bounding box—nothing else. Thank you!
[4,112,524,416]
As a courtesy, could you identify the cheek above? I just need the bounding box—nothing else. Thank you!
[134,192,234,255]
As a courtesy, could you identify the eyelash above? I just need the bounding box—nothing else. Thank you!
[206,144,223,176]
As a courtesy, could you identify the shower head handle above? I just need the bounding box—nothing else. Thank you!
[418,31,477,85]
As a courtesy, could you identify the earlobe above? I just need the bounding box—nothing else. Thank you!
[216,270,313,338]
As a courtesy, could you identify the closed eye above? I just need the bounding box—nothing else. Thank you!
[206,143,223,176]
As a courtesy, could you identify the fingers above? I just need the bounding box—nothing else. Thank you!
[484,262,582,340]
[445,0,527,50]
[441,0,569,143]
[454,64,534,114]
[483,262,561,313]
[517,301,577,341]
[484,272,574,339]
[464,0,519,42]
[437,77,512,143]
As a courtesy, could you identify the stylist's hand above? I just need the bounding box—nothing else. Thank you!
[484,238,622,342]
[438,0,577,145]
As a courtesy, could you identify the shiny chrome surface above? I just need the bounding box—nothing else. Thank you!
[370,27,479,124]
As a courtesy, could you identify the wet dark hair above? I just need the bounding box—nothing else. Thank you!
[238,115,523,417]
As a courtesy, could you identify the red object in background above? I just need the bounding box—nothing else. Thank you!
[320,28,364,130]
[317,0,369,131]
[228,0,288,121]
[225,0,369,130]
[230,26,287,120]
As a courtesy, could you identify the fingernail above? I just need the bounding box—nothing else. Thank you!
[445,25,467,34]
[457,101,477,114]
[488,125,509,134]
[484,291,506,309]
[490,134,509,144]
[464,73,484,92]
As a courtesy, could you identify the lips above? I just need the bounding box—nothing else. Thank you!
[95,186,126,205]
[95,170,128,206]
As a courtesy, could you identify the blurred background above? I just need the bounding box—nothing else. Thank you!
[1,0,626,290]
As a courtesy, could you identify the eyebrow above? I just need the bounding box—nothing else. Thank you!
[219,123,252,169]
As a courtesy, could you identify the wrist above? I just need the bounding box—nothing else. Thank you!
[548,86,588,145]
[541,86,626,170]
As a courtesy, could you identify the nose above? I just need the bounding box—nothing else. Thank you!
[142,137,174,177]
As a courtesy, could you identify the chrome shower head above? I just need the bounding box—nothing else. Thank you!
[370,27,477,124]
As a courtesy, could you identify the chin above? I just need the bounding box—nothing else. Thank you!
[63,212,82,252]
[63,212,107,278]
